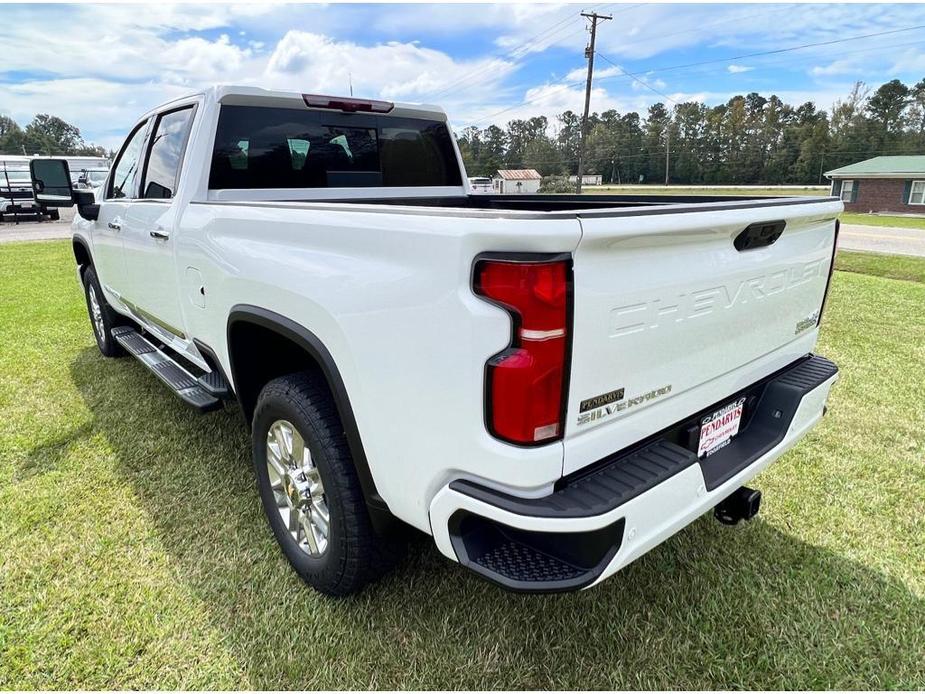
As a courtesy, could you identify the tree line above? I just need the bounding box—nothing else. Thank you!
[0,114,108,158]
[456,78,925,185]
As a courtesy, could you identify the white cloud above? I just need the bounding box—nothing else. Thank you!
[162,34,252,81]
[263,31,516,104]
[0,78,192,150]
[565,65,625,83]
[811,60,862,77]
[2,2,925,148]
[889,49,925,75]
[0,6,520,146]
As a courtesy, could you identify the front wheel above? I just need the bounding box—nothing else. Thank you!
[252,371,401,596]
[82,266,124,358]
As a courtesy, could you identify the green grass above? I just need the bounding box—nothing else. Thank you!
[836,250,925,284]
[1,241,924,689]
[839,213,925,230]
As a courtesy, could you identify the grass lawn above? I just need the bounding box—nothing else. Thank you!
[840,213,925,230]
[1,241,924,689]
[836,250,925,284]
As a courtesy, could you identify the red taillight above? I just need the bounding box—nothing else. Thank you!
[474,258,571,445]
[302,94,394,113]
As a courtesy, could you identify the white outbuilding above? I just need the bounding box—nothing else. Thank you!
[492,169,542,194]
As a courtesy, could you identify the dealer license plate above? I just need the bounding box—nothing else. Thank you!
[698,397,746,458]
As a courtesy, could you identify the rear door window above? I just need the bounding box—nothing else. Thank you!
[209,105,461,189]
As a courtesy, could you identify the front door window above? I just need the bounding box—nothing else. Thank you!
[108,121,149,200]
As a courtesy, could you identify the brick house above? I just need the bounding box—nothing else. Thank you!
[825,155,925,213]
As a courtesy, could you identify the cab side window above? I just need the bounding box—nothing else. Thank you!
[108,121,149,200]
[141,107,194,199]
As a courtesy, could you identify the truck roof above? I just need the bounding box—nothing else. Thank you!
[143,84,448,123]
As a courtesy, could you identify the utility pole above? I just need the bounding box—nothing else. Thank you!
[664,128,670,185]
[575,10,611,194]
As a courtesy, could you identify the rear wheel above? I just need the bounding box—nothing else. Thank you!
[252,371,401,596]
[82,266,124,358]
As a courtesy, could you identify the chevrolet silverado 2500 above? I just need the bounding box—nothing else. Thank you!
[30,85,841,595]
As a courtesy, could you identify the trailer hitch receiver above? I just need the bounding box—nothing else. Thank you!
[714,486,761,525]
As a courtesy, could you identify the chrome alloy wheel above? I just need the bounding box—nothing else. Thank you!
[88,283,105,342]
[266,419,330,556]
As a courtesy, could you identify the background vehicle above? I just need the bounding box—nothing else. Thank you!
[467,176,493,193]
[1,168,59,220]
[31,85,841,596]
[74,169,110,190]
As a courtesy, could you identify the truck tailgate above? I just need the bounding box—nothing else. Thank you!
[563,199,840,475]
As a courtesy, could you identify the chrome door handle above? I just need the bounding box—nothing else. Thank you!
[108,221,121,231]
[150,229,170,240]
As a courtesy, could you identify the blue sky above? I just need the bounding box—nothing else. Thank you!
[2,2,925,150]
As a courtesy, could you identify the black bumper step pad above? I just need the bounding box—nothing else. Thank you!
[449,513,625,593]
[451,440,697,519]
[112,327,222,413]
[474,541,585,583]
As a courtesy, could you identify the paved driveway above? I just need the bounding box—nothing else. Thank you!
[0,221,73,244]
[839,224,925,257]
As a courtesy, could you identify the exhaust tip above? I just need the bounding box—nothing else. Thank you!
[714,486,762,525]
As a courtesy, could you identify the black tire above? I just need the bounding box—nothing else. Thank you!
[49,209,60,221]
[82,266,125,358]
[252,371,401,596]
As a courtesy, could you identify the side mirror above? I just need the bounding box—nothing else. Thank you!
[30,159,75,206]
[30,159,100,221]
[75,191,100,221]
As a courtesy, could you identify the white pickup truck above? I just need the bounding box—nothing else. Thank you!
[31,85,841,596]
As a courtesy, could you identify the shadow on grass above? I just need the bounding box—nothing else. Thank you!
[68,347,925,689]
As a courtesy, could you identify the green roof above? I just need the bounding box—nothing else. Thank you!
[825,155,925,178]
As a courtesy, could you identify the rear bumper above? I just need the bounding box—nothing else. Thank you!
[429,354,838,592]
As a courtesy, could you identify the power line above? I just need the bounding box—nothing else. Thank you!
[432,3,646,102]
[594,23,925,83]
[435,23,591,102]
[659,35,925,78]
[593,50,678,104]
[612,5,784,51]
[590,48,678,184]
[463,22,925,129]
[430,8,587,100]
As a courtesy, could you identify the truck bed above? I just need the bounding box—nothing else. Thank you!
[331,193,835,212]
[206,192,837,216]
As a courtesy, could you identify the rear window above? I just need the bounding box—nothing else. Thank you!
[209,105,462,189]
